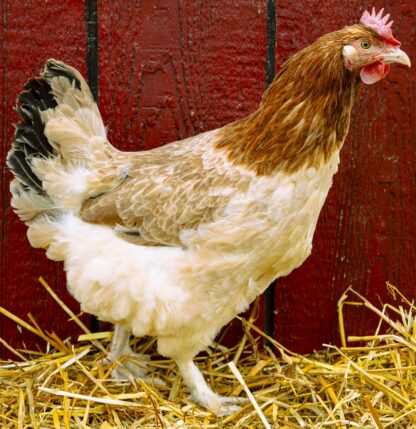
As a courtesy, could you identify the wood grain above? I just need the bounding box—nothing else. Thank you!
[98,0,267,151]
[0,0,414,357]
[96,0,267,347]
[0,0,87,357]
[274,0,416,353]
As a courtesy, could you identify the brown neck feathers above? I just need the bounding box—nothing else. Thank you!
[216,26,364,175]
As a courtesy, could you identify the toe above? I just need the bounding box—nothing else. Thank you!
[216,396,247,416]
[111,365,130,380]
[217,403,242,416]
[100,352,149,380]
[220,396,248,405]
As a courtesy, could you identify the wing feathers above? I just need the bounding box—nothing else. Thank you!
[80,135,251,247]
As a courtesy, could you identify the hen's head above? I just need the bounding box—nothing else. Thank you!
[342,8,411,84]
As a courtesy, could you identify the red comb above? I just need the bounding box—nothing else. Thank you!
[360,7,400,46]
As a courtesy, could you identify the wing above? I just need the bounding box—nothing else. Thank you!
[80,131,250,246]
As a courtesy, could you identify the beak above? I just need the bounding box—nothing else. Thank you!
[382,47,411,67]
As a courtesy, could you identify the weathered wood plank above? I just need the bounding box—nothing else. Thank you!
[274,0,416,353]
[97,0,267,344]
[1,0,414,357]
[98,0,267,150]
[0,0,87,356]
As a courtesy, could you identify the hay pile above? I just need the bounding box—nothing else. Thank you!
[1,279,415,428]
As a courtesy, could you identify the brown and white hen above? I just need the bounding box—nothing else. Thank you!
[7,8,410,414]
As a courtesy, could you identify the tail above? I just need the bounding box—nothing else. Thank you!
[7,59,118,255]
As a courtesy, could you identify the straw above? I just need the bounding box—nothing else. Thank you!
[1,280,416,427]
[228,361,271,429]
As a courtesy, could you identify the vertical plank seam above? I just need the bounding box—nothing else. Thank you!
[265,0,276,87]
[1,0,6,311]
[264,0,277,340]
[85,0,99,102]
[85,0,100,332]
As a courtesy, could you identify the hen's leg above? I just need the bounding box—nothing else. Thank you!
[104,324,148,379]
[177,359,246,416]
[108,324,133,357]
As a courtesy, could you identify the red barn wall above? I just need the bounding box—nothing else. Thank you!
[0,0,88,356]
[1,0,415,357]
[274,0,416,352]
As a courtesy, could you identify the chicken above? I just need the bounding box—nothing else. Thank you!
[7,8,410,415]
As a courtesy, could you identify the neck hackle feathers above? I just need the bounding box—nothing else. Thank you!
[216,8,404,176]
[360,7,400,46]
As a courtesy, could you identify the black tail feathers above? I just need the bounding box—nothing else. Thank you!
[7,77,55,193]
[7,59,82,194]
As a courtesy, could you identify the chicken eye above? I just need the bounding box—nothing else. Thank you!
[360,40,371,50]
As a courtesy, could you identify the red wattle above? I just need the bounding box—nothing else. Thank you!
[360,61,390,85]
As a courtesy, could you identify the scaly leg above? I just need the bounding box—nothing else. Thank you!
[177,359,247,415]
[109,324,133,357]
[103,324,148,379]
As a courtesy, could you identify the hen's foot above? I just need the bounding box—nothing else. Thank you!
[101,324,150,380]
[177,359,248,415]
[101,352,149,380]
[190,393,248,416]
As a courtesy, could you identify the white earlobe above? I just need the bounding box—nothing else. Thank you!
[342,45,358,69]
[343,45,357,56]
